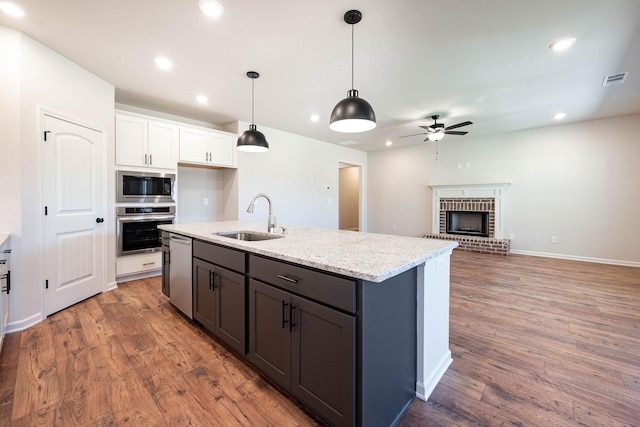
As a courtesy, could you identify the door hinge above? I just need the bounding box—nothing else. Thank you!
[45,206,48,216]
[44,130,51,141]
[45,279,49,289]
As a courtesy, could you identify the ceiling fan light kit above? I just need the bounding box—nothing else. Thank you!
[329,10,377,133]
[400,115,473,142]
[237,71,269,152]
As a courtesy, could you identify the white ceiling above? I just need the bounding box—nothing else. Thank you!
[2,0,639,151]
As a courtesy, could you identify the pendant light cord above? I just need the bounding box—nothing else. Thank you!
[251,77,255,125]
[351,23,355,90]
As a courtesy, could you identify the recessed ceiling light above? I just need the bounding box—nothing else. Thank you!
[154,56,173,71]
[549,37,576,52]
[0,1,25,17]
[553,112,566,120]
[199,0,224,17]
[310,114,320,122]
[385,141,393,147]
[196,94,208,104]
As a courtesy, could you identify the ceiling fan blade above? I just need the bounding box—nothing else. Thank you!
[444,131,468,136]
[445,121,473,131]
[399,132,428,138]
[419,125,432,131]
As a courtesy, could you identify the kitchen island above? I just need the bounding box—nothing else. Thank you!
[159,221,457,427]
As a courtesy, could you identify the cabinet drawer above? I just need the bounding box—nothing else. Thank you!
[249,255,355,313]
[116,252,162,276]
[193,240,245,273]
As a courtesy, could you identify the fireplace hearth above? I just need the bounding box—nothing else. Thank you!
[427,183,511,255]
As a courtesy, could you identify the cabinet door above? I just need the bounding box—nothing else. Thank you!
[291,296,355,427]
[179,127,209,164]
[248,279,291,389]
[148,121,177,169]
[215,266,246,354]
[209,132,234,167]
[193,258,217,333]
[115,114,147,167]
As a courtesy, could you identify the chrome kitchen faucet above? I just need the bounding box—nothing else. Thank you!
[246,193,276,233]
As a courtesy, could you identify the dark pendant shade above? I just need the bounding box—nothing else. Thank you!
[330,89,376,133]
[330,10,376,133]
[237,124,269,152]
[237,70,269,152]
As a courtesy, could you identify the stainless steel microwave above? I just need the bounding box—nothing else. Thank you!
[116,170,175,203]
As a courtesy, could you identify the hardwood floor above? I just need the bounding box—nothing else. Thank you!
[1,250,638,426]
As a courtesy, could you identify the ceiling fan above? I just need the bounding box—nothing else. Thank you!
[401,115,473,142]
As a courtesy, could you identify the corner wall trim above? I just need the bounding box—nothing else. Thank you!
[416,350,452,401]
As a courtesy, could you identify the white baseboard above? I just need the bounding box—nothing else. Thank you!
[510,249,640,268]
[6,312,43,334]
[416,350,452,401]
[105,280,118,292]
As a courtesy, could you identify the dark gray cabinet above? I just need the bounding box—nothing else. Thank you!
[193,240,246,354]
[167,234,417,427]
[248,256,356,427]
[161,231,170,297]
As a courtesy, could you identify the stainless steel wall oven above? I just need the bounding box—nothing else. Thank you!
[117,206,176,256]
[117,170,175,204]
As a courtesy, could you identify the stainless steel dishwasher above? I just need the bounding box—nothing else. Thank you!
[169,233,193,319]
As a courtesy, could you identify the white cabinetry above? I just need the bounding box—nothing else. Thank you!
[116,114,178,170]
[179,127,235,167]
[0,235,11,354]
[116,252,162,281]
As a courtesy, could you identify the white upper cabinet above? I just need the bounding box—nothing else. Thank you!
[179,127,235,168]
[116,114,178,170]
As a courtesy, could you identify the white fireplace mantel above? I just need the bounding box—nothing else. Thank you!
[428,183,511,239]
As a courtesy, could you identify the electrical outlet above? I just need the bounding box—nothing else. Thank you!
[457,162,462,169]
[533,234,540,242]
[203,198,208,206]
[509,233,516,240]
[465,162,471,168]
[392,224,397,230]
[552,236,559,244]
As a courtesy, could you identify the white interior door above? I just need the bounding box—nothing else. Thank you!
[43,114,104,316]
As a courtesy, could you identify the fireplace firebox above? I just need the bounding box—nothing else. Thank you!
[446,211,489,237]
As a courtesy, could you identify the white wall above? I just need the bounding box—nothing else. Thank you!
[0,27,115,331]
[368,114,640,265]
[233,122,368,231]
[176,166,227,223]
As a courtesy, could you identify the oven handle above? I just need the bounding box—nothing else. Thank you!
[117,215,176,223]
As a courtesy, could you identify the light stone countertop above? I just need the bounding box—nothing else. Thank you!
[159,221,458,282]
[0,234,9,248]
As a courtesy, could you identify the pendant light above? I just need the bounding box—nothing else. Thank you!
[330,10,376,133]
[237,71,269,152]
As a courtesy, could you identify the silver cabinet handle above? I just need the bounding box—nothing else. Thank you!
[149,154,153,165]
[145,153,148,164]
[277,275,298,284]
[142,262,156,266]
[2,249,11,254]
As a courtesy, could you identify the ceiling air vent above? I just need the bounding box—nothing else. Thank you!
[602,71,629,87]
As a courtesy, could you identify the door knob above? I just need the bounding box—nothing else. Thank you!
[96,218,104,223]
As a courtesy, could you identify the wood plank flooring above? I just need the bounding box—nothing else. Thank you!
[1,250,639,426]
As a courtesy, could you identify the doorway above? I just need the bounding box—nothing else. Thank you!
[338,162,361,231]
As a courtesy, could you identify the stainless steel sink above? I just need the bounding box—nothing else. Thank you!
[215,231,284,241]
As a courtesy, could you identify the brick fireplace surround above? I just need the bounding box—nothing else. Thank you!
[425,183,511,256]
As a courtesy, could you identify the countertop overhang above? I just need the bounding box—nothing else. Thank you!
[159,222,458,282]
